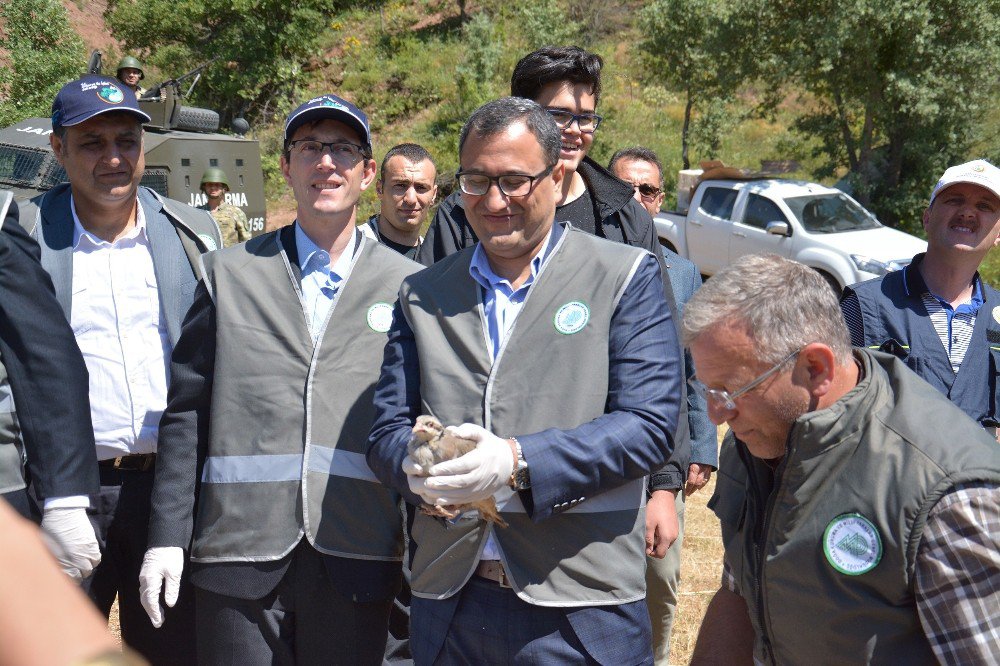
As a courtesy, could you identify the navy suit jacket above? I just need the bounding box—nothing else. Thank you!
[0,192,97,502]
[367,223,681,663]
[662,248,718,470]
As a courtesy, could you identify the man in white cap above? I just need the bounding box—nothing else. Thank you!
[140,93,420,664]
[841,159,1000,437]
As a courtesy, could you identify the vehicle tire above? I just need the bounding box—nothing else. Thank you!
[174,106,220,133]
[815,269,842,296]
[658,238,678,254]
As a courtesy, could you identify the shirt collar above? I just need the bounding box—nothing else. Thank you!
[905,252,984,308]
[70,194,147,248]
[294,221,357,280]
[468,222,562,292]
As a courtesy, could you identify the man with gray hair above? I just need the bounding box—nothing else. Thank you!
[367,96,681,664]
[686,254,1000,665]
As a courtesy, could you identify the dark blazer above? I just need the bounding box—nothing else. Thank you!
[150,224,402,602]
[21,183,220,347]
[661,249,718,470]
[0,191,97,502]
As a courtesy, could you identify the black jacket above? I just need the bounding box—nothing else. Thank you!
[0,192,97,503]
[416,158,690,491]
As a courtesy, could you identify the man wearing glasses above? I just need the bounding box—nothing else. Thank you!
[141,94,420,663]
[368,96,681,664]
[683,254,1000,665]
[418,46,663,271]
[610,146,717,663]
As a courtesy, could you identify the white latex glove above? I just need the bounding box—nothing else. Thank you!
[402,456,440,504]
[139,546,185,628]
[422,423,515,505]
[40,507,101,580]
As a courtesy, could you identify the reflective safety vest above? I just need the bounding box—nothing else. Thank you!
[191,231,420,563]
[401,227,654,605]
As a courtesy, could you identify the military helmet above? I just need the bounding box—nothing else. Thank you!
[116,56,145,80]
[200,167,230,190]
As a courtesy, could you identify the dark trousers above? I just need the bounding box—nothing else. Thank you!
[412,577,653,665]
[195,543,393,666]
[384,501,415,665]
[82,466,196,665]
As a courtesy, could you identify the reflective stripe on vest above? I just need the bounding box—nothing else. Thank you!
[202,448,378,484]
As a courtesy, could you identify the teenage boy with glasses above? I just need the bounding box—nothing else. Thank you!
[417,46,666,272]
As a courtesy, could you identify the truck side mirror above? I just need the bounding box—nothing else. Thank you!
[766,221,791,237]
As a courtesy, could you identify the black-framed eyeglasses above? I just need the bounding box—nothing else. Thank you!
[287,140,370,163]
[455,163,556,197]
[545,109,603,133]
[693,348,801,412]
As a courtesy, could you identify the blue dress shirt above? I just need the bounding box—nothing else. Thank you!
[294,222,356,340]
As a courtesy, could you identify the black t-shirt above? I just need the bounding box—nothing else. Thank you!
[555,190,598,236]
[380,235,421,261]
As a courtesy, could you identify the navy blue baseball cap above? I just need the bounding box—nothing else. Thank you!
[284,94,370,149]
[51,75,151,132]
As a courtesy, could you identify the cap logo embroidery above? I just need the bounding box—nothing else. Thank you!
[823,513,882,575]
[973,163,985,172]
[97,84,124,105]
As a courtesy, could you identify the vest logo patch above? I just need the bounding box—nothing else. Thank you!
[823,513,882,575]
[198,233,218,252]
[554,301,589,335]
[992,305,1000,326]
[367,302,394,333]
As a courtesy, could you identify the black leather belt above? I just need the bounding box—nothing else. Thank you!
[99,453,156,472]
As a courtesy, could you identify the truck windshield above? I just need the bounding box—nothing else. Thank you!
[784,193,881,234]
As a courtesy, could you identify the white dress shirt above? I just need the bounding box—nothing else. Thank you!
[69,196,169,462]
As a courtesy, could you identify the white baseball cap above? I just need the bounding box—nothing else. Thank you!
[929,159,1000,206]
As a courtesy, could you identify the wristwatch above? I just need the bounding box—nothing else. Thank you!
[508,437,530,490]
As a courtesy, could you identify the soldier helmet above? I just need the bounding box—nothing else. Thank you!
[200,167,230,190]
[116,56,145,80]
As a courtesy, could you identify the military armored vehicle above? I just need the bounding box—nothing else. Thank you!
[0,52,267,235]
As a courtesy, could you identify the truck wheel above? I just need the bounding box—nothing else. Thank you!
[815,270,842,295]
[174,106,220,133]
[658,238,678,254]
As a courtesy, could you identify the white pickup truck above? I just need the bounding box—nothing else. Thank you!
[654,176,927,290]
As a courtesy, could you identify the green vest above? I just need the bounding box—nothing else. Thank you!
[711,349,1000,664]
[402,227,651,605]
[0,355,26,494]
[191,231,420,563]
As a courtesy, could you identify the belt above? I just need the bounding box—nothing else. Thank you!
[474,560,512,588]
[99,453,156,472]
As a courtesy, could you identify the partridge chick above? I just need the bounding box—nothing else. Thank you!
[407,415,508,527]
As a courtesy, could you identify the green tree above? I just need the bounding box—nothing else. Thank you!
[639,0,737,170]
[104,0,353,126]
[741,0,1000,228]
[0,0,85,127]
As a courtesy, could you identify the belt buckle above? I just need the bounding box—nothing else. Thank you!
[498,563,511,589]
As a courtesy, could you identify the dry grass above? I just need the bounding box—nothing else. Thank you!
[668,470,725,665]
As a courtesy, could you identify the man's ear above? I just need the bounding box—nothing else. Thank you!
[280,154,291,187]
[798,343,837,397]
[359,158,377,191]
[375,178,383,196]
[49,134,65,165]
